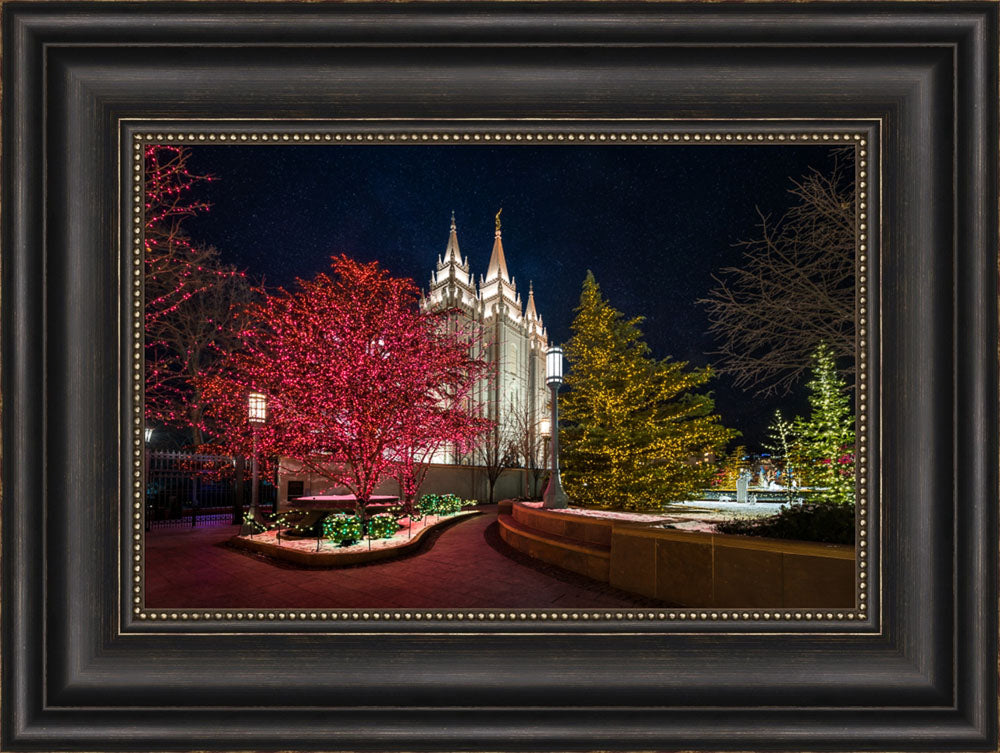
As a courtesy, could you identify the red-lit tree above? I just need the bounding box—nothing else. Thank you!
[144,144,252,445]
[198,255,491,509]
[392,401,482,510]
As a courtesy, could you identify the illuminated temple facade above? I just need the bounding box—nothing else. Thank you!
[420,212,550,465]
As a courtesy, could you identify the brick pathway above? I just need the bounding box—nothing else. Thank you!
[144,506,652,609]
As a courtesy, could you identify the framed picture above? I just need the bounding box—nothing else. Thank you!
[3,2,996,751]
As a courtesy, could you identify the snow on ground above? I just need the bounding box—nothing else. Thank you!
[669,500,787,516]
[523,498,785,520]
[661,520,720,533]
[236,511,476,554]
[520,497,788,534]
[521,501,674,523]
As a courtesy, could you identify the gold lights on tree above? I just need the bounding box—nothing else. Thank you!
[560,272,737,511]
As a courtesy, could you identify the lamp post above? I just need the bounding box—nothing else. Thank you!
[143,427,153,531]
[543,346,568,509]
[248,392,267,527]
[537,418,551,499]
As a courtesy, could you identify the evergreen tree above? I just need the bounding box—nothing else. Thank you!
[792,342,855,505]
[713,444,748,490]
[561,272,736,511]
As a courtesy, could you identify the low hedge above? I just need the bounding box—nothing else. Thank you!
[366,512,400,539]
[414,493,467,518]
[715,501,855,545]
[322,513,363,546]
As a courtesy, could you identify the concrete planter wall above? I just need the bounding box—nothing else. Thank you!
[609,524,855,608]
[499,502,855,608]
[500,503,611,582]
[511,502,615,548]
[279,460,532,508]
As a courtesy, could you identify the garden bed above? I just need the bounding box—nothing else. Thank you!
[229,510,479,567]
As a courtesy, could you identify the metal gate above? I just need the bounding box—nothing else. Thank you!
[146,450,276,529]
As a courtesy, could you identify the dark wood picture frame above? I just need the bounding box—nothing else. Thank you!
[2,2,997,751]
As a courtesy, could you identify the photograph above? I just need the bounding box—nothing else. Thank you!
[142,138,859,610]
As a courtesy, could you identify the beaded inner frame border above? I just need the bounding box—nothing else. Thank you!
[126,122,874,629]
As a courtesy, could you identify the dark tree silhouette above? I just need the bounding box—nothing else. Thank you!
[699,149,856,396]
[474,415,518,505]
[144,144,252,445]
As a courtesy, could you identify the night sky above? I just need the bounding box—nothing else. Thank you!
[183,144,838,448]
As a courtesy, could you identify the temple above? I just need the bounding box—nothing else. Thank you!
[420,212,550,465]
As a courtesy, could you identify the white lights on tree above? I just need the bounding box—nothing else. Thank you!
[144,427,153,443]
[248,392,268,424]
[546,346,564,386]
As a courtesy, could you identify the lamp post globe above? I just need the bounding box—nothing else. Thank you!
[542,346,569,509]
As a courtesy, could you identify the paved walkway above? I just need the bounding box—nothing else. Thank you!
[145,507,653,609]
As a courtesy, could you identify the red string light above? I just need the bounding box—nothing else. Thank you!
[197,255,492,505]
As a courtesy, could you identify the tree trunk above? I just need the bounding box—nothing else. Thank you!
[231,456,245,524]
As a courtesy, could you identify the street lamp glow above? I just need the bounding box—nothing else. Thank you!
[546,346,563,386]
[248,392,267,424]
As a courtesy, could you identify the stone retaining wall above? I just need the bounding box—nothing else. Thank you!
[511,503,615,548]
[608,523,854,608]
[499,507,610,582]
[498,502,855,608]
[279,460,533,508]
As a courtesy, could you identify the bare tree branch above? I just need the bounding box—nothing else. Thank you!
[508,397,550,499]
[473,405,519,504]
[697,148,856,396]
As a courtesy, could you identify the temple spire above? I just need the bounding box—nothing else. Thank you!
[444,211,462,265]
[485,208,510,282]
[525,281,538,319]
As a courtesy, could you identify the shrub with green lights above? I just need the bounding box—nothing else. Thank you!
[322,513,362,546]
[415,493,465,517]
[366,512,400,539]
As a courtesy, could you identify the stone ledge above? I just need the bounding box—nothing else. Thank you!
[500,502,855,607]
[610,524,855,607]
[615,521,856,559]
[511,501,616,548]
[229,510,480,568]
[498,512,610,582]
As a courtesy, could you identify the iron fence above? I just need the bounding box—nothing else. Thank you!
[146,450,277,530]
